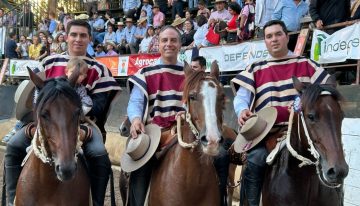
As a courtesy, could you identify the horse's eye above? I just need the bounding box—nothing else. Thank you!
[41,111,50,120]
[307,113,316,122]
[189,93,197,101]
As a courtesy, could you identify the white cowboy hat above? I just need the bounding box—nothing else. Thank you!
[234,107,277,153]
[137,17,147,25]
[171,17,186,27]
[120,124,161,172]
[14,72,45,120]
[214,0,226,3]
[75,14,89,20]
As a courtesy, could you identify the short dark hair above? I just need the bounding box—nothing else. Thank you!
[228,2,241,14]
[192,56,206,67]
[263,20,288,35]
[66,19,92,37]
[159,25,181,42]
[9,32,16,38]
[196,14,207,27]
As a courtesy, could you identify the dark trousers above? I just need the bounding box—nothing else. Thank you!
[5,125,110,206]
[172,1,184,19]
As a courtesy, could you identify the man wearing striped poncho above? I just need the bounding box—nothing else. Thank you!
[231,20,330,206]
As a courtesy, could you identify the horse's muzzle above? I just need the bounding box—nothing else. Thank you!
[55,161,77,181]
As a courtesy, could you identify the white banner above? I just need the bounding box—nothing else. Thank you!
[311,23,360,64]
[0,27,6,55]
[199,40,269,71]
[9,60,42,76]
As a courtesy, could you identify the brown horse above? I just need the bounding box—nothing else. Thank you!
[147,62,225,206]
[14,68,90,206]
[262,76,349,206]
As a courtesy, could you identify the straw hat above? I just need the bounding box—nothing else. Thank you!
[117,21,124,26]
[75,13,89,20]
[125,17,133,23]
[137,17,147,25]
[15,72,46,120]
[171,17,186,27]
[214,0,226,3]
[234,107,277,153]
[120,124,161,172]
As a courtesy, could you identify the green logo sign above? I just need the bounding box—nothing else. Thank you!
[314,34,327,61]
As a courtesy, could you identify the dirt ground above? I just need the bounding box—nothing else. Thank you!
[0,119,241,206]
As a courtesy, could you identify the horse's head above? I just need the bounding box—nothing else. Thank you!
[182,61,224,156]
[28,67,83,181]
[293,76,349,186]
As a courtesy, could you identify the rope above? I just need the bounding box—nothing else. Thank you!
[176,114,199,149]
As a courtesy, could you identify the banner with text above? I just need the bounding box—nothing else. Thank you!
[311,23,360,63]
[9,60,42,76]
[127,53,161,75]
[199,40,269,71]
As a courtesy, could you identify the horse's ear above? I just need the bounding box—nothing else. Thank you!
[68,63,81,87]
[325,75,337,88]
[292,76,305,93]
[27,67,44,89]
[210,60,220,81]
[184,60,194,77]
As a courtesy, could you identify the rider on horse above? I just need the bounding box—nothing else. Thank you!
[5,19,121,206]
[231,20,330,206]
[125,25,230,206]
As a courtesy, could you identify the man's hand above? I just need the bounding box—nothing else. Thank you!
[316,19,323,29]
[130,117,145,139]
[238,109,253,126]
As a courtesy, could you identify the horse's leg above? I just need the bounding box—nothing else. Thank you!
[227,163,236,206]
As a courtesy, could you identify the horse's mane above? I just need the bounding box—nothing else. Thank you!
[301,83,343,109]
[35,77,82,116]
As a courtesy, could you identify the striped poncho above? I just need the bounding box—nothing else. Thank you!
[231,56,329,125]
[128,64,185,128]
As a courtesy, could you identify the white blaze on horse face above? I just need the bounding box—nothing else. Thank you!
[200,80,221,144]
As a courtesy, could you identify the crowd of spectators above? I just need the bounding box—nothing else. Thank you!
[1,0,360,61]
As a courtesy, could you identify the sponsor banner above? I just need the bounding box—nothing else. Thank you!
[127,53,161,75]
[96,56,121,76]
[8,59,42,76]
[199,40,269,71]
[311,23,360,63]
[0,27,6,55]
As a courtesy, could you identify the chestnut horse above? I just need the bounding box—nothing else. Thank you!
[14,68,90,206]
[262,76,349,206]
[147,62,224,205]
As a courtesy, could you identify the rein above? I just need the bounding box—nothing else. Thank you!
[286,91,341,188]
[32,120,83,166]
[176,114,199,149]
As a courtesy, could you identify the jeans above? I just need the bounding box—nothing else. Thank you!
[188,0,198,9]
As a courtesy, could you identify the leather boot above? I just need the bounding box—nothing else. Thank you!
[5,165,22,206]
[214,144,230,206]
[240,162,266,206]
[88,155,111,206]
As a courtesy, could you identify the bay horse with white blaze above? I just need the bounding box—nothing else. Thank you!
[14,68,90,206]
[262,76,349,206]
[147,62,225,205]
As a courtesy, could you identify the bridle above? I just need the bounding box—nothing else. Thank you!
[286,91,341,188]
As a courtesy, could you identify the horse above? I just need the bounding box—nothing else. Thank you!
[14,68,90,206]
[261,76,349,206]
[146,61,225,206]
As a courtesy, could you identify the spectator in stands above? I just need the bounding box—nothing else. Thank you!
[152,4,165,28]
[255,0,280,38]
[209,0,232,22]
[185,10,198,29]
[181,20,196,47]
[197,1,211,18]
[37,31,48,41]
[225,2,241,43]
[115,21,125,45]
[309,0,351,30]
[191,56,207,71]
[139,26,155,53]
[171,17,186,34]
[130,17,148,54]
[48,12,58,35]
[95,44,106,57]
[38,18,49,32]
[92,12,105,44]
[272,0,309,32]
[350,0,360,19]
[105,41,118,56]
[19,5,35,36]
[5,33,19,59]
[238,0,256,41]
[103,25,116,44]
[51,33,67,54]
[6,10,17,34]
[118,18,137,54]
[141,0,153,24]
[123,0,141,19]
[148,26,161,53]
[16,35,31,59]
[63,13,73,32]
[96,11,115,44]
[29,36,42,60]
[186,14,209,50]
[0,8,7,27]
[52,22,66,39]
[38,36,50,61]
[154,0,168,15]
[169,0,185,19]
[84,0,98,16]
[58,7,65,24]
